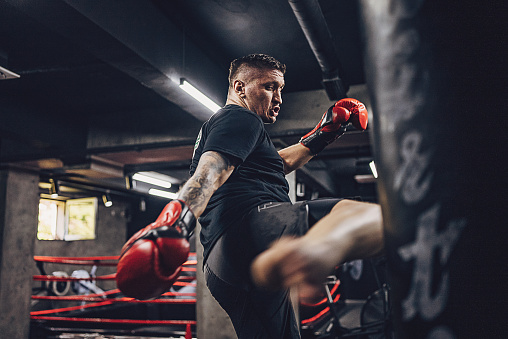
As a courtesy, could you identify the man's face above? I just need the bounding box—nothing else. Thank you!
[242,68,284,124]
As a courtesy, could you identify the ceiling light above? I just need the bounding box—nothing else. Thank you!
[125,175,134,190]
[354,174,376,184]
[0,65,20,80]
[179,78,221,113]
[102,193,113,207]
[132,172,173,188]
[369,160,378,179]
[148,188,178,200]
[49,179,59,198]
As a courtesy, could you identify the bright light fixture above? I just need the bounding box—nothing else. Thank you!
[132,172,172,188]
[0,65,20,80]
[49,179,59,198]
[369,160,378,179]
[148,188,178,200]
[102,194,113,208]
[179,78,221,113]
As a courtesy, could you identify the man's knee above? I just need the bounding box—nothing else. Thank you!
[307,198,343,226]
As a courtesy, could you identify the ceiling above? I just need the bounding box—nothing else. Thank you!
[0,0,377,202]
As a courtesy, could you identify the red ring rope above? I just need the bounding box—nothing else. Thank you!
[300,281,340,307]
[34,256,119,266]
[34,255,196,265]
[31,295,196,304]
[30,316,196,326]
[301,293,342,325]
[33,274,196,282]
[31,300,115,315]
[31,254,198,325]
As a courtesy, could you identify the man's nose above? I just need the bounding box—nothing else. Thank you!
[273,90,282,104]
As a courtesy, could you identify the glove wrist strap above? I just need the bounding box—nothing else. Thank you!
[300,105,347,155]
[175,200,196,238]
[300,125,346,155]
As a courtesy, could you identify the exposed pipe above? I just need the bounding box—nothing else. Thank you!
[288,0,349,100]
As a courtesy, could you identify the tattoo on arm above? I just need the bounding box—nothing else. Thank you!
[178,151,236,217]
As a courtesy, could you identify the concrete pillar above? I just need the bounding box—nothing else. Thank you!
[195,222,237,339]
[286,171,297,203]
[285,171,300,324]
[0,168,39,338]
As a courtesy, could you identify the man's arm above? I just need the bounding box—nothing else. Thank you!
[116,150,236,299]
[280,98,369,175]
[278,143,314,174]
[178,151,236,217]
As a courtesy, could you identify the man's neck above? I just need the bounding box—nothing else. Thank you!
[226,95,248,110]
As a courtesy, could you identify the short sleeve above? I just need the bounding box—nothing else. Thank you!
[202,109,263,162]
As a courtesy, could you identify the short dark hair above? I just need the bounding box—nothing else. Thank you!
[228,54,286,87]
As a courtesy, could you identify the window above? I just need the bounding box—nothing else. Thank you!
[37,199,65,240]
[37,197,98,241]
[65,198,98,240]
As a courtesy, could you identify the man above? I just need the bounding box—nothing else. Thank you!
[117,53,370,338]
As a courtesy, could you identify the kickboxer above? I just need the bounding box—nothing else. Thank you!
[117,53,372,339]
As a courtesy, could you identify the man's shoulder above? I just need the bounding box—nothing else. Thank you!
[219,104,260,117]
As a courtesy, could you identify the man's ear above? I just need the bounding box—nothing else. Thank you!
[233,80,245,97]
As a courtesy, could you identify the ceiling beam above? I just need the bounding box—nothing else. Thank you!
[6,0,227,121]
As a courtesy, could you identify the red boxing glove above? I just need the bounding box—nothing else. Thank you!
[300,98,368,155]
[339,98,368,131]
[116,200,196,300]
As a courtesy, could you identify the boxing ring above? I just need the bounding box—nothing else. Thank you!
[31,254,389,338]
[31,254,197,338]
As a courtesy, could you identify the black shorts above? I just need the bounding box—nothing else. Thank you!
[205,198,342,339]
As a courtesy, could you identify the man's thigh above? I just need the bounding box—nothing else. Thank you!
[209,199,343,286]
[306,197,343,225]
[204,199,342,338]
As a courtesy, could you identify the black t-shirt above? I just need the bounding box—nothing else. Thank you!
[190,104,290,262]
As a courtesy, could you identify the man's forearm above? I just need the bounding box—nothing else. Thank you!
[178,151,235,217]
[278,143,314,174]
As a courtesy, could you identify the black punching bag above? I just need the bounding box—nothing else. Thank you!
[359,1,507,338]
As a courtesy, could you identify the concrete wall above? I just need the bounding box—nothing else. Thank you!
[0,169,40,339]
[32,200,129,312]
